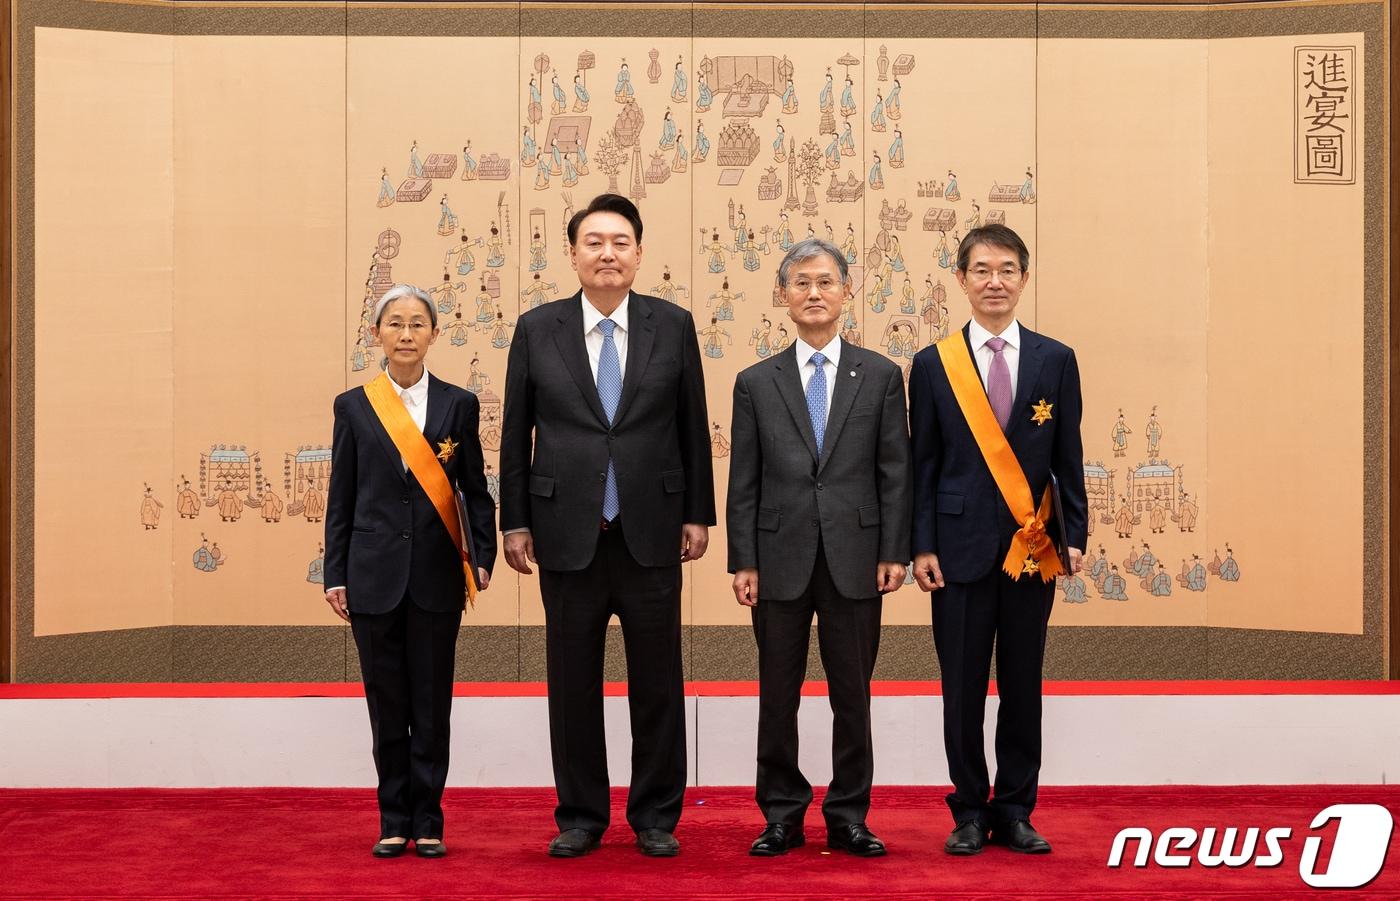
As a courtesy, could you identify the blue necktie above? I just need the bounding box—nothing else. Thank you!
[597,318,622,521]
[806,351,828,455]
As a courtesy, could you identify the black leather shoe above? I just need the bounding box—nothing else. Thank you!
[548,828,601,858]
[992,820,1052,854]
[636,827,680,857]
[826,822,886,857]
[749,823,806,856]
[944,822,987,856]
[371,838,408,858]
[414,839,446,858]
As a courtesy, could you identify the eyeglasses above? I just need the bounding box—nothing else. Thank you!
[380,320,432,332]
[966,266,1023,284]
[789,278,844,294]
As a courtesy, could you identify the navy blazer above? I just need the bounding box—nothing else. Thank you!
[909,323,1088,584]
[324,373,498,614]
[498,291,716,571]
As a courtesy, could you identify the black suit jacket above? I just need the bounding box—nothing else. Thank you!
[324,373,498,614]
[909,323,1087,584]
[499,291,716,571]
[727,341,911,601]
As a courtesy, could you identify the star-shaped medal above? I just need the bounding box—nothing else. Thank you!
[1030,398,1054,426]
[436,436,458,463]
[1022,555,1040,576]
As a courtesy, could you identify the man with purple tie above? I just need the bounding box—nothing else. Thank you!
[908,225,1087,857]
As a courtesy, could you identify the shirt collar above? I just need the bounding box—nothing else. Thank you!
[581,291,630,335]
[796,333,842,369]
[967,317,1020,352]
[393,366,431,407]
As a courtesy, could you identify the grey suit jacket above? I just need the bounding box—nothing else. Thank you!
[726,340,912,601]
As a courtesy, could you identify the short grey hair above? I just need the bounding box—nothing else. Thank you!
[776,237,850,289]
[373,284,437,328]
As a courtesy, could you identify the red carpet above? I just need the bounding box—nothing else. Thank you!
[1,786,1396,898]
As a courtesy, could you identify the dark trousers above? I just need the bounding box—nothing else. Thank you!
[350,594,462,840]
[932,568,1055,828]
[752,548,882,829]
[540,522,686,836]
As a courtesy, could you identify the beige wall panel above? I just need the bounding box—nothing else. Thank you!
[1205,34,1366,634]
[34,28,175,636]
[1038,39,1211,628]
[170,36,346,627]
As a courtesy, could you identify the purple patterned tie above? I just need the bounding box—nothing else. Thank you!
[986,336,1012,430]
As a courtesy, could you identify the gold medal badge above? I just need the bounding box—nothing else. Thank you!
[1030,398,1054,426]
[436,436,458,463]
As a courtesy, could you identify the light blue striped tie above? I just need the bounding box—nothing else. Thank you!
[806,351,828,455]
[597,318,622,521]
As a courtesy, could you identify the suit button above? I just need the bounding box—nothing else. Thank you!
[816,483,824,491]
[608,430,616,439]
[811,519,819,526]
[400,530,411,539]
[598,473,606,482]
[400,496,410,505]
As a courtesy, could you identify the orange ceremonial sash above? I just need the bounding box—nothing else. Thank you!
[935,337,1063,583]
[363,372,479,606]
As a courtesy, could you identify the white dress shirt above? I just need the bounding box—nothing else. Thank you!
[392,365,431,435]
[582,292,629,382]
[795,333,842,425]
[967,318,1021,400]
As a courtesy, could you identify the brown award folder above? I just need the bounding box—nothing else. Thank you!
[454,490,480,572]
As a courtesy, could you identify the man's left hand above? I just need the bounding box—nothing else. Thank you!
[1069,547,1083,574]
[476,567,491,591]
[681,524,709,562]
[877,561,906,593]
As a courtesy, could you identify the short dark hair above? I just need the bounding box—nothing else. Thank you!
[956,224,1030,273]
[567,193,643,246]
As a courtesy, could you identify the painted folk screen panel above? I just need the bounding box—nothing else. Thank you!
[16,1,1386,680]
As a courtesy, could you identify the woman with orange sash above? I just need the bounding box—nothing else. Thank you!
[324,284,497,859]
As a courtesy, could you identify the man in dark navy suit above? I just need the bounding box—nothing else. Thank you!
[324,284,497,859]
[908,225,1087,856]
[499,194,715,858]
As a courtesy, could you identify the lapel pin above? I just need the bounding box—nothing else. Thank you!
[849,371,856,377]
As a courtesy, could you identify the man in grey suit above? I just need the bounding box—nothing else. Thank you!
[727,238,912,858]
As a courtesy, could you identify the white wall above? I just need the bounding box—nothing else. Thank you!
[3,694,1397,787]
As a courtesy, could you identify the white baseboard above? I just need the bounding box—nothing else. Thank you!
[2,694,1396,788]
